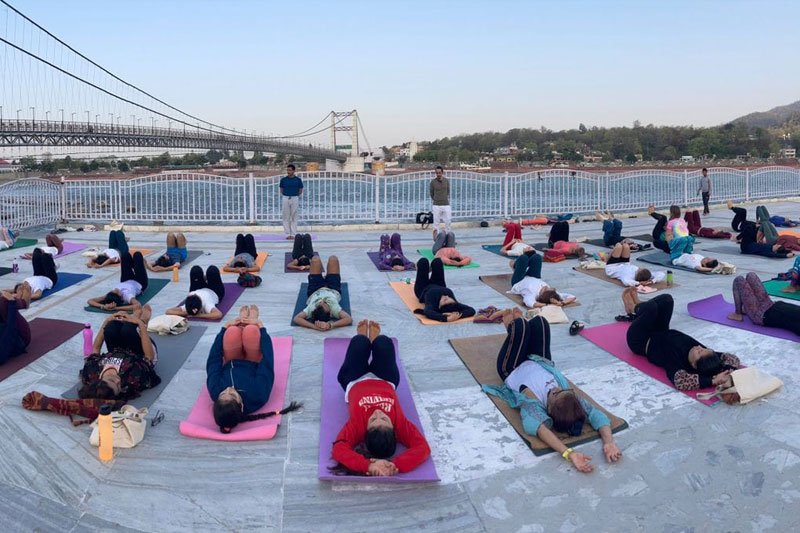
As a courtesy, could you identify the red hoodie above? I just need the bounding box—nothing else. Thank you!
[332,379,431,474]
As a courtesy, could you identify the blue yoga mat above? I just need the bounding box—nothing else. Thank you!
[291,282,351,326]
[37,272,92,301]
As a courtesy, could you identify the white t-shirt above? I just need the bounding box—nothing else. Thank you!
[37,246,60,256]
[181,287,219,314]
[504,360,557,402]
[102,248,121,261]
[506,242,530,257]
[25,275,53,293]
[673,253,704,270]
[117,280,142,303]
[605,263,666,286]
[509,276,550,307]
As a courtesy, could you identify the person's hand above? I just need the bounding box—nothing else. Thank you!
[367,459,398,476]
[721,391,740,405]
[314,320,331,331]
[391,265,405,271]
[639,280,653,286]
[603,442,622,463]
[225,319,242,329]
[445,312,462,322]
[712,370,733,387]
[570,452,594,473]
[1,290,15,301]
[103,302,116,310]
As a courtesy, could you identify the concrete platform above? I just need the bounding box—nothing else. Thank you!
[1,200,799,532]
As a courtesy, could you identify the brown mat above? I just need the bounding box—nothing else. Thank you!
[479,274,581,308]
[449,334,628,455]
[572,266,678,290]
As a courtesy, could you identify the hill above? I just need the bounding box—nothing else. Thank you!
[733,100,800,128]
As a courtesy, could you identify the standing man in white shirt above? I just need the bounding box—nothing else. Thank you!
[429,166,451,233]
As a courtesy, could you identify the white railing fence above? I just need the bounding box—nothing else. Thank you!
[0,167,798,229]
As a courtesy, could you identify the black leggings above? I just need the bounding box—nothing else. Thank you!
[730,207,748,232]
[189,265,225,300]
[337,334,400,390]
[32,248,58,285]
[627,294,674,355]
[103,320,145,356]
[548,221,569,247]
[650,212,670,254]
[496,316,551,380]
[108,230,129,255]
[292,233,313,259]
[234,233,257,258]
[120,251,148,291]
[0,299,29,364]
[414,257,446,301]
[764,301,800,337]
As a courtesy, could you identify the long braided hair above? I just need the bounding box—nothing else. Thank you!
[214,400,303,434]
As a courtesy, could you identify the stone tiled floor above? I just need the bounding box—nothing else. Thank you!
[1,200,799,532]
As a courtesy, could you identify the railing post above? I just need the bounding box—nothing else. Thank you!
[114,180,121,222]
[59,176,66,223]
[503,171,509,218]
[248,172,255,224]
[374,174,380,223]
[683,170,688,206]
[745,168,750,202]
[604,171,610,211]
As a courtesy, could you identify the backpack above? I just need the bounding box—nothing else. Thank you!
[415,211,434,228]
[237,273,262,287]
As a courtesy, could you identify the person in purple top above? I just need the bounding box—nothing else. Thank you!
[377,233,415,271]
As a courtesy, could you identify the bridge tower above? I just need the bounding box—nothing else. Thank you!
[330,110,359,157]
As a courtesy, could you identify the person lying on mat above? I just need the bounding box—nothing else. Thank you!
[595,211,647,250]
[222,233,261,274]
[0,291,31,365]
[413,257,475,322]
[728,272,800,336]
[672,252,719,273]
[20,233,64,259]
[146,232,189,272]
[648,205,671,254]
[776,256,800,293]
[287,233,315,271]
[509,253,576,308]
[683,209,731,239]
[0,226,17,251]
[544,219,586,258]
[728,200,781,244]
[737,220,795,259]
[432,230,472,267]
[483,311,622,473]
[87,251,147,312]
[86,229,128,268]
[5,248,59,306]
[623,291,742,394]
[604,243,665,287]
[293,256,353,331]
[377,233,415,271]
[500,238,536,257]
[331,320,431,476]
[769,214,800,228]
[206,305,302,433]
[166,265,225,320]
[79,305,160,400]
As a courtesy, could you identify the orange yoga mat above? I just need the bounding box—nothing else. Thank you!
[222,251,269,273]
[389,281,474,325]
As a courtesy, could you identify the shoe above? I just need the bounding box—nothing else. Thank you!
[641,243,652,250]
[569,320,585,336]
[614,313,636,322]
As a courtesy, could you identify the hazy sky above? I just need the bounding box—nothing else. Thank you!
[10,0,800,147]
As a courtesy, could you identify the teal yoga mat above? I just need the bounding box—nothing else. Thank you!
[764,280,800,301]
[637,251,711,274]
[291,282,350,326]
[416,248,480,269]
[1,238,37,251]
[83,278,171,313]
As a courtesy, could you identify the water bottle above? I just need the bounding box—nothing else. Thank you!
[405,277,411,284]
[11,257,18,273]
[666,270,673,286]
[172,265,179,282]
[97,404,114,462]
[83,323,94,357]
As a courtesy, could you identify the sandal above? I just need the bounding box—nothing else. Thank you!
[614,313,636,322]
[569,320,585,336]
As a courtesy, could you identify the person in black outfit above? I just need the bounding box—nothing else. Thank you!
[647,205,670,254]
[413,257,475,322]
[547,221,570,248]
[288,233,314,271]
[623,291,741,390]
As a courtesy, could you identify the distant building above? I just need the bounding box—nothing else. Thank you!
[399,141,418,160]
[779,148,797,159]
[0,159,21,173]
[680,155,695,162]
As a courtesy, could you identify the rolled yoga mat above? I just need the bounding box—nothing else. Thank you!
[62,325,207,407]
[637,251,711,274]
[83,278,171,313]
[687,294,798,341]
[579,321,719,405]
[572,266,678,290]
[181,283,246,322]
[179,336,293,441]
[415,248,480,269]
[389,281,474,325]
[318,337,439,482]
[449,334,628,455]
[291,282,351,326]
[478,273,581,308]
[0,318,84,382]
[283,251,321,273]
[764,280,800,301]
[366,251,415,272]
[35,273,92,302]
[0,237,37,251]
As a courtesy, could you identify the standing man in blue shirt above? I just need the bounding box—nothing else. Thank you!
[279,164,304,239]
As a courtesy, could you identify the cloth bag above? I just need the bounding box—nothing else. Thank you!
[147,314,189,335]
[526,304,569,324]
[90,405,148,448]
[697,368,783,404]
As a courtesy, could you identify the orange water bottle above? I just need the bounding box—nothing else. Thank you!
[172,265,179,282]
[98,404,114,462]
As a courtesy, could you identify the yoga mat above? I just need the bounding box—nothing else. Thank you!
[579,322,718,405]
[585,234,653,248]
[254,234,316,242]
[108,248,155,265]
[687,294,798,341]
[182,283,246,322]
[291,282,351,326]
[482,244,550,257]
[366,252,415,272]
[179,336,293,441]
[778,229,799,237]
[572,266,678,290]
[702,244,744,256]
[153,249,204,268]
[637,251,711,274]
[21,241,87,259]
[62,325,207,407]
[222,251,268,273]
[764,280,800,301]
[0,267,11,277]
[35,272,92,301]
[389,281,474,325]
[416,248,480,269]
[449,334,628,455]
[0,237,37,251]
[83,278,171,313]
[479,274,581,309]
[0,318,83,382]
[283,251,321,273]
[318,337,439,482]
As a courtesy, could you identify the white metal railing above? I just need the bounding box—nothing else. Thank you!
[0,167,798,229]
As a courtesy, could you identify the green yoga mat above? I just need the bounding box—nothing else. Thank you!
[764,280,800,301]
[83,278,171,313]
[1,238,37,251]
[416,248,480,269]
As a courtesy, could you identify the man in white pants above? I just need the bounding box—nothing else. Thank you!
[429,165,451,232]
[280,164,304,239]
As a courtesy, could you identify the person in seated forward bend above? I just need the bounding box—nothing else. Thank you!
[0,292,31,365]
[86,229,128,268]
[623,291,741,394]
[595,211,644,250]
[146,232,189,272]
[331,320,431,476]
[293,256,353,331]
[728,272,800,336]
[431,230,472,267]
[4,248,59,307]
[21,233,64,259]
[377,233,415,271]
[604,242,665,287]
[287,233,315,271]
[87,251,148,312]
[508,253,576,308]
[166,265,225,320]
[79,306,160,400]
[413,257,475,322]
[483,311,622,473]
[222,233,261,273]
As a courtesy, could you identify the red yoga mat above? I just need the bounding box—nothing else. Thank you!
[0,318,84,382]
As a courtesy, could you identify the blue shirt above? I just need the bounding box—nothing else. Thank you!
[280,176,304,197]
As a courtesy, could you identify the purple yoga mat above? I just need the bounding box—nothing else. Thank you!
[283,252,321,273]
[318,337,439,483]
[20,241,87,260]
[366,251,416,272]
[0,318,83,382]
[688,294,798,341]
[254,234,316,242]
[185,283,246,322]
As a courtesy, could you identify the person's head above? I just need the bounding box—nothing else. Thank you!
[669,205,681,220]
[365,409,396,458]
[635,268,652,283]
[537,288,562,305]
[78,375,120,400]
[439,294,456,308]
[701,257,718,269]
[154,254,173,268]
[310,302,332,323]
[296,256,311,267]
[213,387,243,433]
[547,389,586,436]
[574,246,585,258]
[93,254,109,265]
[702,168,708,176]
[185,294,203,316]
[231,259,247,268]
[435,165,444,178]
[775,245,788,254]
[286,163,296,175]
[390,257,404,268]
[450,256,463,263]
[688,347,723,375]
[100,290,124,306]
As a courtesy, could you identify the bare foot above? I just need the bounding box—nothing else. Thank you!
[607,210,615,219]
[239,306,250,321]
[368,320,381,343]
[432,229,438,241]
[248,305,259,321]
[781,285,799,293]
[594,211,607,222]
[727,312,744,321]
[726,200,733,210]
[357,319,369,337]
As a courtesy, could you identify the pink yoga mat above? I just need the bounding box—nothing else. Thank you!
[183,283,246,322]
[688,294,798,341]
[179,336,292,441]
[318,337,439,483]
[579,321,719,405]
[255,234,316,242]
